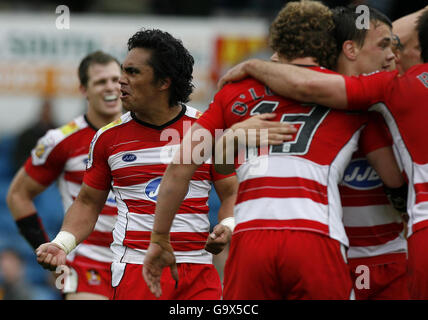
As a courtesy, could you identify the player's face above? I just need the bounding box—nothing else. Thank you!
[83,62,122,117]
[119,48,163,112]
[396,32,422,73]
[354,22,396,74]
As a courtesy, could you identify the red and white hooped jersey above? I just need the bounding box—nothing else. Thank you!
[340,113,407,259]
[345,64,428,238]
[25,115,117,263]
[83,106,228,273]
[197,70,368,247]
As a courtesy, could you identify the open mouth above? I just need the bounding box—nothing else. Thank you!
[120,90,130,98]
[104,94,118,102]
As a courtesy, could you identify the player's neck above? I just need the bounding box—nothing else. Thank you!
[336,55,358,76]
[133,104,183,127]
[85,108,121,130]
[288,57,319,66]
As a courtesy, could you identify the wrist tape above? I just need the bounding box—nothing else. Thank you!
[220,217,235,232]
[51,231,76,254]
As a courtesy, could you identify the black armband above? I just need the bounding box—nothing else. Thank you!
[383,184,408,213]
[16,213,50,250]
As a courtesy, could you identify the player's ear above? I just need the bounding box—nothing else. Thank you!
[342,40,359,61]
[79,84,88,99]
[158,77,171,91]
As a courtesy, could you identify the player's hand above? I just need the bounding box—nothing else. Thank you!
[35,242,67,271]
[143,242,179,298]
[217,60,253,90]
[230,113,297,146]
[205,224,232,255]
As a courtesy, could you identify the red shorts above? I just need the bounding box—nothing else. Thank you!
[223,229,352,300]
[408,227,428,299]
[65,255,114,299]
[113,263,222,300]
[348,253,409,300]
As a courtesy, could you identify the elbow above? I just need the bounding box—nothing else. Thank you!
[5,189,15,209]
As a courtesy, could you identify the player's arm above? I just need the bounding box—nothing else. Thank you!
[36,183,108,270]
[218,59,348,109]
[143,122,214,297]
[365,146,408,214]
[214,113,297,174]
[393,6,428,46]
[6,167,50,250]
[205,175,238,255]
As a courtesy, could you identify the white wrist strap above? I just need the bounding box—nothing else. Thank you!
[220,217,235,232]
[51,231,76,254]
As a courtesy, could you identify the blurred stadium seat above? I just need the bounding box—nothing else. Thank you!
[0,134,63,299]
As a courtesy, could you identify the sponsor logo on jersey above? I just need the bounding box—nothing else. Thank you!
[342,158,382,190]
[86,269,101,286]
[122,153,137,162]
[144,177,163,202]
[35,143,46,158]
[106,197,116,205]
[60,121,79,136]
[144,177,190,202]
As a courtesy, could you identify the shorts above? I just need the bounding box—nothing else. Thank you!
[63,255,114,299]
[223,229,352,300]
[348,252,408,300]
[408,227,428,299]
[112,263,222,300]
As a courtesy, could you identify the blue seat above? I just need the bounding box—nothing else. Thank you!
[0,135,17,180]
[208,187,221,231]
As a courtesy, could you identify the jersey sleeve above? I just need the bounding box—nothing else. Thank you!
[209,163,236,182]
[359,112,393,155]
[196,90,228,135]
[24,129,68,186]
[344,71,398,110]
[83,130,112,190]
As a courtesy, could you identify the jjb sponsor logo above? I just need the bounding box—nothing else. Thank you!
[144,177,163,202]
[144,177,189,202]
[342,158,382,190]
[122,153,137,162]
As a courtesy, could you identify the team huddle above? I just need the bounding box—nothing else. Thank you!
[6,1,428,300]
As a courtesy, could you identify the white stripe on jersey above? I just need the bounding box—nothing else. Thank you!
[112,179,211,201]
[71,244,113,263]
[415,163,428,184]
[343,205,402,227]
[108,145,176,168]
[234,197,327,225]
[125,212,210,233]
[236,155,329,183]
[64,153,88,172]
[93,215,117,233]
[347,236,407,259]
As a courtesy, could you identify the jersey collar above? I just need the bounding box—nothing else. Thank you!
[131,104,187,130]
